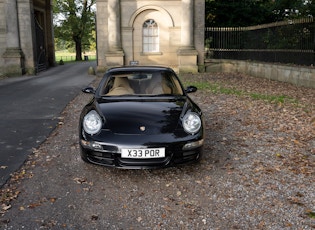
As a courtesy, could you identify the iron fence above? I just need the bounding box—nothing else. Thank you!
[205,18,315,66]
[55,55,97,62]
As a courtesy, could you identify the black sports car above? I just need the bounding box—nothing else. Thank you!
[79,66,204,169]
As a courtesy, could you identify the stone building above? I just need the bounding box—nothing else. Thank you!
[96,0,205,73]
[0,0,55,77]
[0,0,204,76]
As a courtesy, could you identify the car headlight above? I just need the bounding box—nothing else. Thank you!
[83,110,102,135]
[182,112,201,135]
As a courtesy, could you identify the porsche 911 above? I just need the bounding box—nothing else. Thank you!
[79,66,204,169]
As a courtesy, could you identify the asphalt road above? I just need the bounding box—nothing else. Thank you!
[0,61,96,187]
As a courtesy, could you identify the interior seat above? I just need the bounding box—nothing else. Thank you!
[146,74,172,94]
[106,77,135,95]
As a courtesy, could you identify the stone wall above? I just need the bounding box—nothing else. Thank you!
[205,59,315,89]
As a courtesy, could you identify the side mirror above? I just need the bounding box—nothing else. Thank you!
[185,86,197,94]
[82,87,95,94]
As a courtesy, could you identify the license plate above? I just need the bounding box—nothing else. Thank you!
[121,148,165,159]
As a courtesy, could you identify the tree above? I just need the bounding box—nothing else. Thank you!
[205,0,315,27]
[53,0,96,61]
[205,0,275,27]
[271,0,315,20]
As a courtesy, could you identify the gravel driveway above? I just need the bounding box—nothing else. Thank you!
[1,73,314,229]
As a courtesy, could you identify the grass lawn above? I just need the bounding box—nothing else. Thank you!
[55,50,96,63]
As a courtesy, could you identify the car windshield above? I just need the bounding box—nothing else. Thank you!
[100,71,184,96]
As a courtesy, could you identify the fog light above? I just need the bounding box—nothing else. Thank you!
[80,140,103,150]
[91,142,103,150]
[182,139,204,150]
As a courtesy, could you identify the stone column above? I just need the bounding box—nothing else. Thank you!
[177,0,198,73]
[108,0,122,51]
[180,0,194,49]
[3,0,24,76]
[46,0,56,67]
[105,0,124,67]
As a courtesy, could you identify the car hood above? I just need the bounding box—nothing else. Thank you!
[97,98,189,135]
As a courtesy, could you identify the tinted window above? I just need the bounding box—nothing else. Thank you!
[101,71,183,96]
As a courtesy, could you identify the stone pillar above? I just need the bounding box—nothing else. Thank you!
[105,0,124,67]
[108,0,122,52]
[46,0,56,67]
[177,0,198,73]
[181,0,194,49]
[3,0,24,76]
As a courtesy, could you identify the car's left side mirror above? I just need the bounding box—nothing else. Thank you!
[185,86,197,94]
[82,87,96,94]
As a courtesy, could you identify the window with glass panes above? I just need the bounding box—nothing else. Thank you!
[143,19,159,52]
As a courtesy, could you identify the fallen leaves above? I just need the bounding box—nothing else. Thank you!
[58,116,64,126]
[26,197,58,210]
[27,203,42,209]
[73,177,87,184]
[162,205,173,212]
[0,188,19,215]
[287,196,304,206]
[279,152,315,175]
[91,214,99,221]
[73,177,93,186]
[0,149,43,216]
[1,204,11,211]
[0,189,19,203]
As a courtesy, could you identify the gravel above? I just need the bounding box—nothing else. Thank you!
[0,73,314,230]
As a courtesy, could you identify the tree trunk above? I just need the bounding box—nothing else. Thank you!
[74,36,82,61]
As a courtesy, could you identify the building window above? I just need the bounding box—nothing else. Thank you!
[143,19,159,53]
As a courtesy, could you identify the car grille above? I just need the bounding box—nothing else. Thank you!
[117,155,172,168]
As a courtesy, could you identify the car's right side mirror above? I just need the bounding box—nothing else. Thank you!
[185,86,197,93]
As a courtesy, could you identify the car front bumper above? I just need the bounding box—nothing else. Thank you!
[79,134,204,169]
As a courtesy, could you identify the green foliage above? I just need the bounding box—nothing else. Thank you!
[306,210,315,219]
[205,0,275,27]
[271,0,315,20]
[53,0,96,61]
[205,0,315,27]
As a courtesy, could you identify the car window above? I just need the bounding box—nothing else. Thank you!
[101,71,183,96]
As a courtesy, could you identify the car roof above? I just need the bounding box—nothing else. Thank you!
[106,66,175,73]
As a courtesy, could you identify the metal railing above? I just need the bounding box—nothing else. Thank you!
[205,18,315,66]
